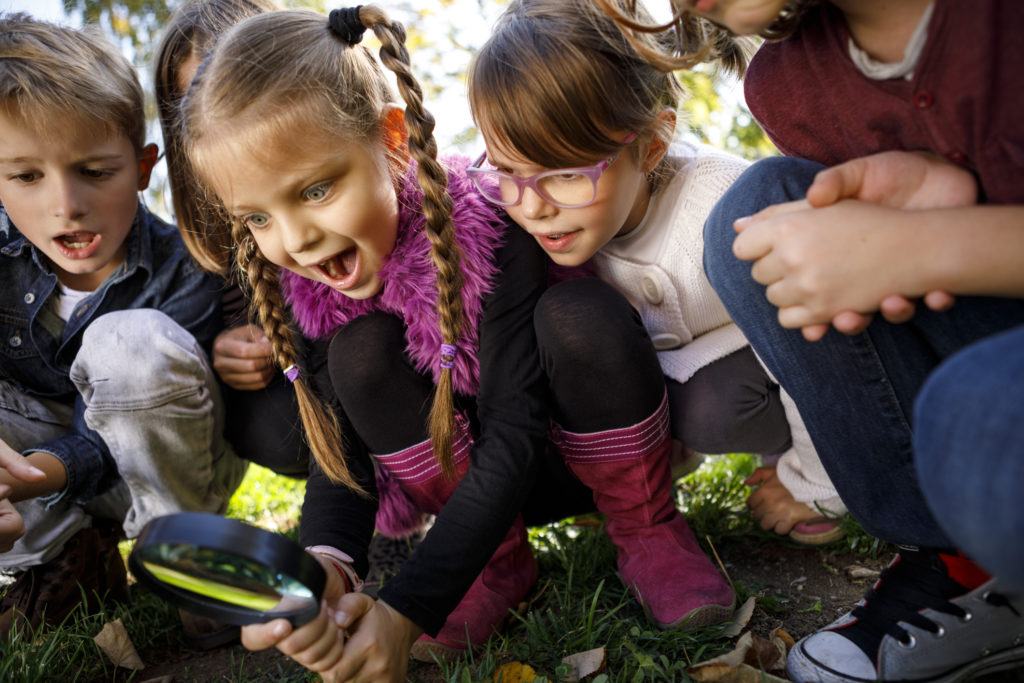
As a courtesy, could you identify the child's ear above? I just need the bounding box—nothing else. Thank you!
[137,144,159,191]
[381,105,410,172]
[641,108,677,174]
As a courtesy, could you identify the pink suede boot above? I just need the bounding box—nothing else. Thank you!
[372,415,538,662]
[555,395,734,630]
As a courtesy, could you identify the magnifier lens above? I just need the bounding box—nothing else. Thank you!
[129,513,326,627]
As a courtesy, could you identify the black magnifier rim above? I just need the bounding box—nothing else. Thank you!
[128,512,326,627]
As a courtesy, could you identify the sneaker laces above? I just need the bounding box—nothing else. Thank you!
[839,548,971,658]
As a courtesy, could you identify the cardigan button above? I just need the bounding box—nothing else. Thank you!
[913,91,934,108]
[23,293,35,305]
[641,275,663,305]
[651,332,683,350]
[945,151,968,166]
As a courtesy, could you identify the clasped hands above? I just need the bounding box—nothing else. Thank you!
[732,151,977,341]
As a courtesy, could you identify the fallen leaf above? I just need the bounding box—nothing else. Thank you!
[722,596,756,638]
[93,619,144,670]
[493,661,536,682]
[686,630,791,682]
[846,565,881,580]
[561,646,606,681]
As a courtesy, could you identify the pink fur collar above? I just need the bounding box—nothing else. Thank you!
[281,155,505,396]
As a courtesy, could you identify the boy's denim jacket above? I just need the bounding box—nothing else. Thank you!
[0,203,223,506]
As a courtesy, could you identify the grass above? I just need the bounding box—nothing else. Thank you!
[0,455,880,682]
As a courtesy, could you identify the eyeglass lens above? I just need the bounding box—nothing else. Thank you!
[477,170,597,208]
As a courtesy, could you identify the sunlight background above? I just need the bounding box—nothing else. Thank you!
[0,0,770,221]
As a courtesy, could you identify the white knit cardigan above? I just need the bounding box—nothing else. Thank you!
[594,142,844,512]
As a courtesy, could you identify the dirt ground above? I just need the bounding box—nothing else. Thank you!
[130,540,898,682]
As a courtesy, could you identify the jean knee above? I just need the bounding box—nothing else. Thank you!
[704,157,824,288]
[72,310,212,409]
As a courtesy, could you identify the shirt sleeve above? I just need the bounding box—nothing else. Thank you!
[377,223,551,635]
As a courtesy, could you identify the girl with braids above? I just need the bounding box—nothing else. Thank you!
[602,1,1024,681]
[176,4,626,679]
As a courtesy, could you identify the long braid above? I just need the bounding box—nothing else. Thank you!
[230,220,364,492]
[363,6,464,479]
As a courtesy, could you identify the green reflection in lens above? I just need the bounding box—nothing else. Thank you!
[139,542,313,611]
[143,561,282,610]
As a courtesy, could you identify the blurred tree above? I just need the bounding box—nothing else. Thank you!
[56,0,772,215]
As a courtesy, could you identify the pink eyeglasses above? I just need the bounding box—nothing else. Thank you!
[467,134,637,209]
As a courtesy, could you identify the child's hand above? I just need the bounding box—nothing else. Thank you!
[241,601,347,674]
[734,199,949,339]
[0,498,25,552]
[744,466,821,535]
[783,151,977,339]
[325,594,423,682]
[807,150,978,211]
[212,324,275,390]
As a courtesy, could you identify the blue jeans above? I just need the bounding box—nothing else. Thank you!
[915,324,1024,590]
[703,157,1024,549]
[1,309,248,570]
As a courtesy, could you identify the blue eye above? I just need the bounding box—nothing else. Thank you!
[303,183,330,201]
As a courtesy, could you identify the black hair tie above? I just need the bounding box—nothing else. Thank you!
[328,6,365,45]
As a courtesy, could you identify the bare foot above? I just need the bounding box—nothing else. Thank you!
[744,466,821,535]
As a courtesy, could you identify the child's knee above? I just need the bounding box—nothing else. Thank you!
[72,309,212,406]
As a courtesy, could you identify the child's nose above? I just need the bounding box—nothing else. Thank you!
[279,216,322,255]
[520,186,557,220]
[50,178,87,220]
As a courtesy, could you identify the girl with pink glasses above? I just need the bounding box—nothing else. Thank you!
[469,0,847,551]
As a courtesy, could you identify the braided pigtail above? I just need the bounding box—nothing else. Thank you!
[360,6,464,479]
[231,220,365,493]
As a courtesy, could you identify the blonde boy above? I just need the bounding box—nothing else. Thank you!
[0,13,246,635]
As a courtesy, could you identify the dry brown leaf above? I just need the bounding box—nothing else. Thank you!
[493,661,537,682]
[561,646,607,681]
[722,596,756,638]
[93,619,145,670]
[686,630,792,682]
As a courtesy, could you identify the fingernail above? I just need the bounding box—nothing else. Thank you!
[333,610,350,628]
[26,466,45,477]
[272,621,289,638]
[734,216,751,227]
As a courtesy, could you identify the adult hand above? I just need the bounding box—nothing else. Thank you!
[212,324,275,390]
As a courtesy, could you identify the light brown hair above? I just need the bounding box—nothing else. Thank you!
[154,0,279,275]
[182,7,465,488]
[0,12,145,152]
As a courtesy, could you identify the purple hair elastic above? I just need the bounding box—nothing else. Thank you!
[439,344,457,370]
[283,364,301,383]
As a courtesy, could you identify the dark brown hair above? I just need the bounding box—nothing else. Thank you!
[154,0,279,275]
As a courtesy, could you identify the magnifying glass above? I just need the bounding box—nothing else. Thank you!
[128,512,325,627]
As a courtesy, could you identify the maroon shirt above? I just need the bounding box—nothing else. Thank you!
[744,0,1024,204]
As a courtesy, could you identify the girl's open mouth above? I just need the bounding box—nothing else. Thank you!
[317,246,361,290]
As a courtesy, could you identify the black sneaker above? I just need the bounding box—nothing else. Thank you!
[787,547,1024,682]
[0,520,128,639]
